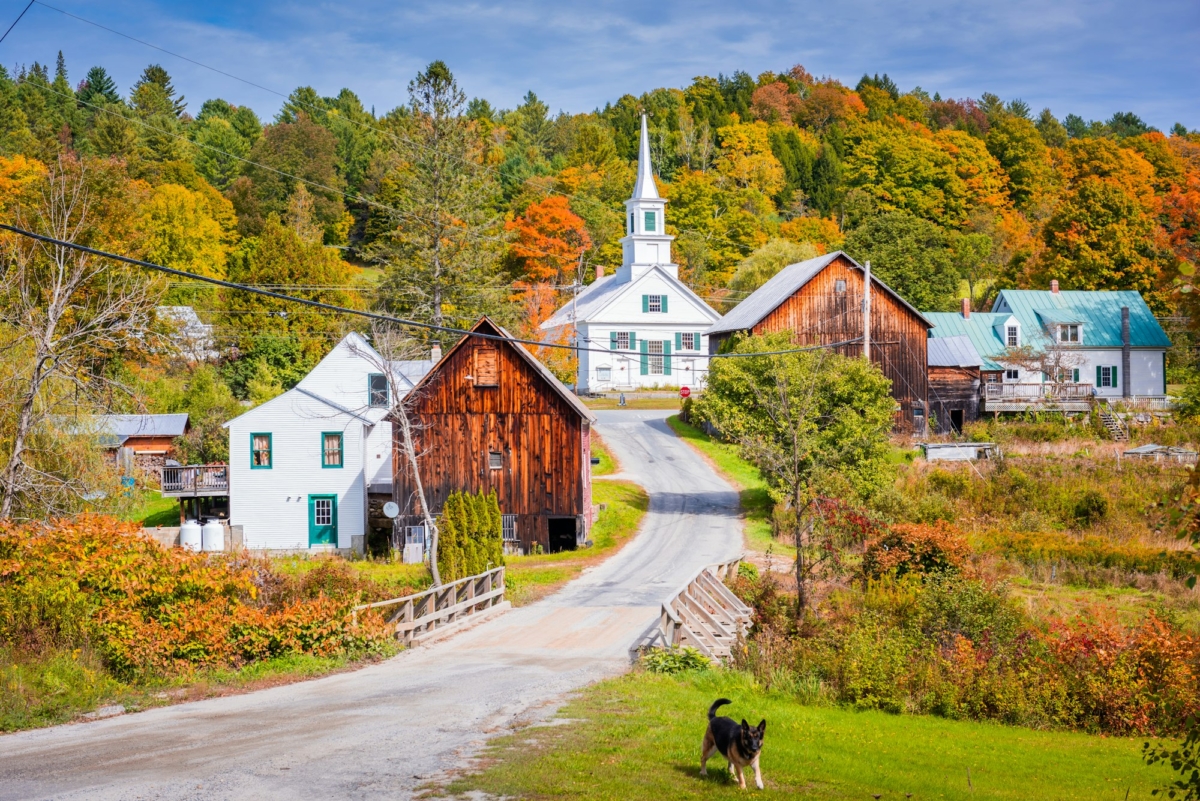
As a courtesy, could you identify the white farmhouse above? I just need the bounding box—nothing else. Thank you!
[223,333,434,551]
[542,115,720,392]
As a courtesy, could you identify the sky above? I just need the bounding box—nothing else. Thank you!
[2,0,1198,130]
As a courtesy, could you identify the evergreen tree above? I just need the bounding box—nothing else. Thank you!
[131,64,185,116]
[78,66,120,106]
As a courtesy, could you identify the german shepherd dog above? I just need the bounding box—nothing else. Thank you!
[700,698,766,790]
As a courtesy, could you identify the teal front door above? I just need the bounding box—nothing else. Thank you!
[308,494,338,546]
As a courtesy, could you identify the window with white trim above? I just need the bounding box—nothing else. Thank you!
[596,366,611,381]
[614,332,631,350]
[488,451,503,470]
[644,211,656,232]
[647,295,663,313]
[679,332,700,350]
[1006,326,1019,347]
[647,340,665,375]
[1099,366,1117,388]
[1005,369,1020,381]
[1059,324,1080,343]
[502,514,518,542]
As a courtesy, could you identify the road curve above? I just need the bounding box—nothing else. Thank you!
[0,410,741,801]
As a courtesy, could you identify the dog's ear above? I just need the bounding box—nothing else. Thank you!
[757,719,767,733]
[741,719,749,730]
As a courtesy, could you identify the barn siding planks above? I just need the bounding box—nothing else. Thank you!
[392,318,592,552]
[711,255,930,432]
[928,366,981,434]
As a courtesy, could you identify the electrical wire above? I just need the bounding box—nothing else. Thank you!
[0,0,33,44]
[0,222,863,359]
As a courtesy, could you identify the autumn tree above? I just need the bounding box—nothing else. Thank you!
[845,211,959,310]
[368,61,507,343]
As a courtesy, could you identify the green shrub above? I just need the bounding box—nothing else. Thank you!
[1073,490,1109,526]
[641,646,712,674]
[436,489,504,582]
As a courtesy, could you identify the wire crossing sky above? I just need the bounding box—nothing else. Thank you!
[1,0,1197,131]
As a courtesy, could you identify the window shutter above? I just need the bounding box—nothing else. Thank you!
[1113,365,1118,388]
[639,339,648,375]
[661,294,668,313]
[629,332,636,350]
[675,332,682,350]
[1096,366,1102,387]
[1073,368,1079,383]
[642,295,649,313]
[663,340,672,376]
[610,331,618,350]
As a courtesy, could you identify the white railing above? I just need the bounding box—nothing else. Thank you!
[983,383,1093,400]
[161,464,229,496]
[352,566,506,646]
[651,556,751,663]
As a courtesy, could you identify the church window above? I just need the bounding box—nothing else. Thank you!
[644,211,656,232]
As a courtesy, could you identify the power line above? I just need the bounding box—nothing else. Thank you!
[0,222,859,360]
[0,0,33,44]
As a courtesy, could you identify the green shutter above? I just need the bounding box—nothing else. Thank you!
[663,340,672,376]
[1073,368,1079,383]
[1096,366,1102,387]
[610,331,618,350]
[628,332,636,350]
[675,332,682,350]
[661,294,668,313]
[639,339,648,375]
[1112,365,1118,388]
[642,295,649,313]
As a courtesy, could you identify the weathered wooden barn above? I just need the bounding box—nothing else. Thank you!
[926,334,983,434]
[391,317,596,555]
[705,252,932,432]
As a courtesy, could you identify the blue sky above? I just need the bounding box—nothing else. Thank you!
[3,0,1198,129]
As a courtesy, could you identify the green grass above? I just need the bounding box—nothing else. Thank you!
[505,479,649,605]
[585,397,682,410]
[447,669,1168,800]
[665,415,793,560]
[272,555,431,597]
[118,490,180,527]
[592,434,618,476]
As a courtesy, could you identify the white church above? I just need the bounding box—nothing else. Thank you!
[542,116,721,393]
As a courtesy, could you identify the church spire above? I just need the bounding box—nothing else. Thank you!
[631,114,659,200]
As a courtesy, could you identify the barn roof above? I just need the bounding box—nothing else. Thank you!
[706,251,932,336]
[407,317,595,422]
[927,335,982,368]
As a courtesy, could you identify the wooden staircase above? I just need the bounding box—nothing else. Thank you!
[639,557,752,663]
[1098,407,1128,441]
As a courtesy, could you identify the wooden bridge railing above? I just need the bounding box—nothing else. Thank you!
[352,566,506,646]
[650,556,751,663]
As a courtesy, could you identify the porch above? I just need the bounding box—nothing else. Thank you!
[161,464,229,497]
[980,382,1093,413]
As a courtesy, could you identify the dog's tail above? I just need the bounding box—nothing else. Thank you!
[708,698,732,720]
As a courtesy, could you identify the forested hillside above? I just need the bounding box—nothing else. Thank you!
[0,53,1198,481]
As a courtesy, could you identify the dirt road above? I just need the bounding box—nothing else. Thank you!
[0,410,742,800]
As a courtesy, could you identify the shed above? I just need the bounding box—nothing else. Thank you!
[93,414,189,479]
[921,442,999,461]
[927,335,983,434]
[1122,444,1198,464]
[706,252,932,432]
[391,317,597,555]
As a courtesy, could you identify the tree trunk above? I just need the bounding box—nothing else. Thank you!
[794,487,808,617]
[0,356,51,520]
[395,407,441,586]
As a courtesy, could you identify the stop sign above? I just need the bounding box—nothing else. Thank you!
[680,387,691,398]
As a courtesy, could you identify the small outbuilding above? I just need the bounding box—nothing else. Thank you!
[1123,444,1198,464]
[391,317,596,555]
[93,413,190,479]
[927,334,983,434]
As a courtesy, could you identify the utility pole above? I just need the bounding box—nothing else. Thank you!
[862,260,872,362]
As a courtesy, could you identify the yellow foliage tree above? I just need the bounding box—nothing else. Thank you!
[714,120,786,197]
[137,183,234,279]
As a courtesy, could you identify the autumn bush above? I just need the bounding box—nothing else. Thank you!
[861,521,970,579]
[0,515,393,681]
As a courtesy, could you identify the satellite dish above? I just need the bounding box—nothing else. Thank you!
[382,502,400,519]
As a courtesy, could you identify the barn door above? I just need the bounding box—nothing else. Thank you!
[308,494,338,546]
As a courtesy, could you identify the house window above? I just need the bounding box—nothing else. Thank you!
[647,340,665,375]
[502,514,518,542]
[986,373,1000,384]
[834,279,847,293]
[313,497,333,527]
[678,332,700,351]
[613,331,631,350]
[1059,324,1080,343]
[1005,369,1020,381]
[1006,326,1019,347]
[474,347,499,386]
[368,373,389,408]
[1099,365,1119,388]
[647,295,663,313]
[644,211,656,232]
[596,366,611,381]
[322,432,343,468]
[251,433,272,469]
[488,451,503,470]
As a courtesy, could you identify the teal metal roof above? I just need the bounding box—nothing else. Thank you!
[992,290,1170,349]
[924,312,1013,371]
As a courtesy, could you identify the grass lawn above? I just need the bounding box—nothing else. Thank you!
[665,415,792,560]
[117,490,180,527]
[272,554,430,598]
[592,434,618,476]
[446,669,1168,800]
[585,397,682,410]
[505,479,649,605]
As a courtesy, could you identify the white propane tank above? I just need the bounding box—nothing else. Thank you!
[201,519,225,553]
[180,519,202,552]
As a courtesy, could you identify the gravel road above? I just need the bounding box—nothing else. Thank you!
[0,409,742,800]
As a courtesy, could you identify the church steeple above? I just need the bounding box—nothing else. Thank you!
[618,114,675,282]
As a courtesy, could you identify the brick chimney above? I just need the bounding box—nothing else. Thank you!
[595,264,605,279]
[1050,279,1059,294]
[961,297,970,319]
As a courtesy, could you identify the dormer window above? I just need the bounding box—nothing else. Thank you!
[1006,325,1019,347]
[1059,324,1080,343]
[644,211,656,232]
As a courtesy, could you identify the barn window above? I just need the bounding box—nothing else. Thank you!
[834,279,847,293]
[368,374,389,407]
[321,432,343,468]
[251,433,272,469]
[488,451,503,470]
[474,347,499,386]
[502,514,518,542]
[405,526,425,546]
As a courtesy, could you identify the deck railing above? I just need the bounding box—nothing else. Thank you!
[983,383,1093,400]
[161,464,229,495]
[352,565,506,646]
[650,556,751,663]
